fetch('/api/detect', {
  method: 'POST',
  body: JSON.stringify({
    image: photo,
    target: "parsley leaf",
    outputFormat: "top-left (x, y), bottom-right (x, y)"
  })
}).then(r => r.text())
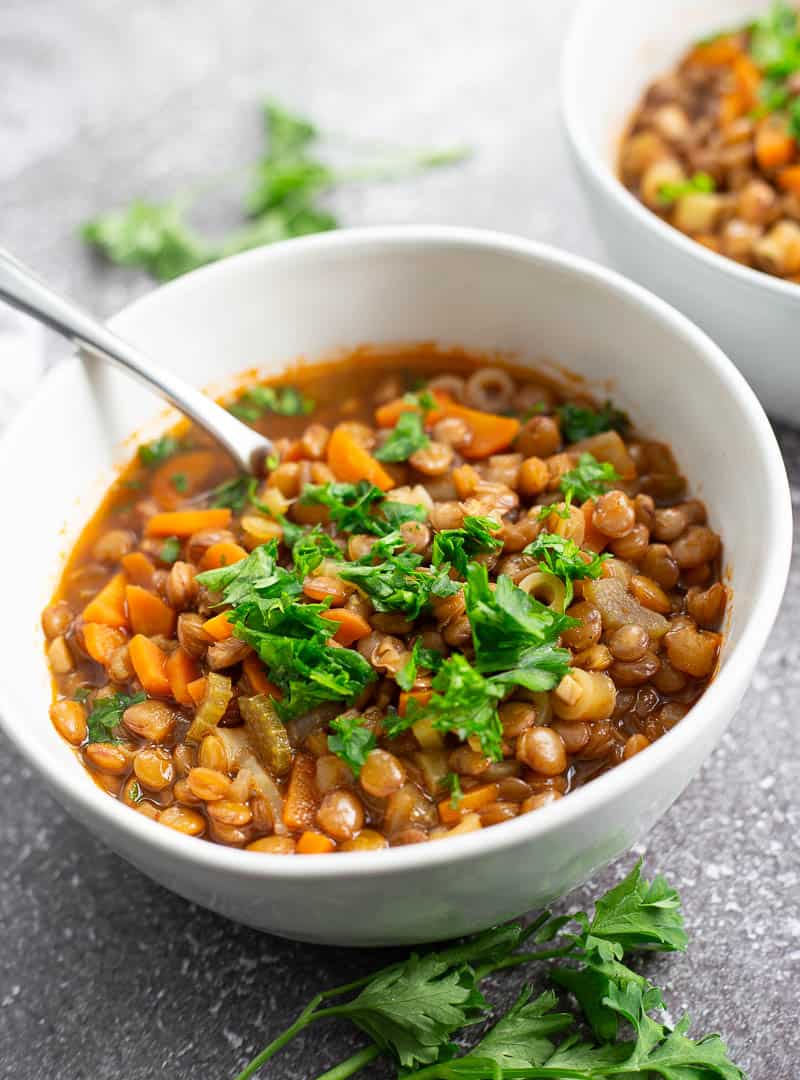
top-left (750, 1), bottom-right (800, 76)
top-left (557, 400), bottom-right (628, 444)
top-left (160, 536), bottom-right (182, 564)
top-left (210, 475), bottom-right (256, 513)
top-left (382, 500), bottom-right (428, 527)
top-left (170, 472), bottom-right (188, 493)
top-left (299, 480), bottom-right (425, 536)
top-left (327, 713), bottom-right (376, 777)
top-left (375, 410), bottom-right (430, 462)
top-left (291, 527), bottom-right (342, 578)
top-left (444, 771), bottom-right (463, 809)
top-left (137, 435), bottom-right (179, 467)
top-left (560, 452), bottom-right (620, 505)
top-left (524, 531), bottom-right (608, 608)
top-left (82, 201), bottom-right (212, 282)
top-left (657, 170), bottom-right (716, 206)
top-left (472, 987), bottom-right (574, 1069)
top-left (585, 859), bottom-right (688, 954)
top-left (396, 638), bottom-right (444, 692)
top-left (229, 384), bottom-right (315, 422)
top-left (86, 691), bottom-right (145, 743)
top-left (339, 546), bottom-right (457, 618)
top-left (431, 515), bottom-right (503, 578)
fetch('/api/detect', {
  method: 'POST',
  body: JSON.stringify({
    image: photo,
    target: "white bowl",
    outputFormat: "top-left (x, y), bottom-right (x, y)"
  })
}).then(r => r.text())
top-left (561, 0), bottom-right (800, 425)
top-left (0, 227), bottom-right (790, 945)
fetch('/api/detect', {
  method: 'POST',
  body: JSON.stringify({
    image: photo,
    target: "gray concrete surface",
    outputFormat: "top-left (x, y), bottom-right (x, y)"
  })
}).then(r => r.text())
top-left (1, 2), bottom-right (798, 1078)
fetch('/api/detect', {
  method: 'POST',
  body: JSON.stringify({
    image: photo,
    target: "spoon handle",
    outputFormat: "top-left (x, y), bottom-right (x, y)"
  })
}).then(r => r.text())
top-left (0, 249), bottom-right (272, 473)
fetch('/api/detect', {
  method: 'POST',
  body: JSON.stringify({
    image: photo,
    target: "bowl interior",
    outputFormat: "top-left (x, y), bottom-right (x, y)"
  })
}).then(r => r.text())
top-left (0, 229), bottom-right (788, 871)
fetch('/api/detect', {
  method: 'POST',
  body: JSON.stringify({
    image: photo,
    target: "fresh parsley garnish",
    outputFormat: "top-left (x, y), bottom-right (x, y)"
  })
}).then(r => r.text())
top-left (444, 771), bottom-right (463, 809)
top-left (86, 691), bottom-right (146, 743)
top-left (137, 435), bottom-right (179, 467)
top-left (557, 401), bottom-right (629, 444)
top-left (299, 480), bottom-right (426, 536)
top-left (750, 1), bottom-right (800, 76)
top-left (375, 410), bottom-right (430, 462)
top-left (327, 713), bottom-right (376, 777)
top-left (431, 515), bottom-right (503, 578)
top-left (291, 527), bottom-right (341, 578)
top-left (170, 472), bottom-right (188, 493)
top-left (396, 639), bottom-right (444, 692)
top-left (524, 531), bottom-right (608, 608)
top-left (229, 384), bottom-right (315, 422)
top-left (339, 541), bottom-right (458, 619)
top-left (560, 452), bottom-right (620, 505)
top-left (210, 476), bottom-right (256, 513)
top-left (72, 687), bottom-right (92, 703)
top-left (160, 536), bottom-right (182, 564)
top-left (658, 171), bottom-right (716, 206)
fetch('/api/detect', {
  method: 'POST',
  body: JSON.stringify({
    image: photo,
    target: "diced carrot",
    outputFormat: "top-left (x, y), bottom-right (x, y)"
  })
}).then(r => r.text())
top-left (296, 831), bottom-right (336, 854)
top-left (144, 508), bottom-right (232, 537)
top-left (374, 390), bottom-right (450, 428)
top-left (733, 55), bottom-right (761, 110)
top-left (398, 690), bottom-right (433, 717)
top-left (203, 611), bottom-right (234, 640)
top-left (150, 450), bottom-right (218, 510)
top-left (187, 677), bottom-right (208, 705)
top-left (128, 634), bottom-right (171, 697)
top-left (581, 500), bottom-right (610, 555)
top-left (777, 164), bottom-right (800, 195)
top-left (82, 623), bottom-right (127, 666)
top-left (125, 585), bottom-right (176, 637)
top-left (755, 118), bottom-right (796, 171)
top-left (282, 753), bottom-right (319, 832)
top-left (242, 653), bottom-right (283, 698)
top-left (438, 782), bottom-right (500, 825)
top-left (320, 608), bottom-right (373, 645)
top-left (120, 551), bottom-right (155, 587)
top-left (687, 35), bottom-right (741, 67)
top-left (198, 541), bottom-right (249, 571)
top-left (82, 572), bottom-right (128, 628)
top-left (438, 402), bottom-right (520, 459)
top-left (326, 424), bottom-right (396, 491)
top-left (719, 90), bottom-right (746, 129)
top-left (165, 647), bottom-right (201, 706)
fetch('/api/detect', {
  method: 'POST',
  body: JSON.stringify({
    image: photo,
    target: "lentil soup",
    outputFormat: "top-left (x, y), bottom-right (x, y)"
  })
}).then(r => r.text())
top-left (43, 349), bottom-right (726, 854)
top-left (620, 4), bottom-right (800, 282)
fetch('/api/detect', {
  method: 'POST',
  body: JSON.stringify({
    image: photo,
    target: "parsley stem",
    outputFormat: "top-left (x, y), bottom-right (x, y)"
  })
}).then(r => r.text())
top-left (313, 1044), bottom-right (383, 1080)
top-left (476, 943), bottom-right (579, 980)
top-left (232, 996), bottom-right (322, 1080)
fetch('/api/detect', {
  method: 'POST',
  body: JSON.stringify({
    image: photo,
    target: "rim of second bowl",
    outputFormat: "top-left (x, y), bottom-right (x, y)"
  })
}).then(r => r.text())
top-left (560, 0), bottom-right (800, 306)
top-left (0, 225), bottom-right (791, 881)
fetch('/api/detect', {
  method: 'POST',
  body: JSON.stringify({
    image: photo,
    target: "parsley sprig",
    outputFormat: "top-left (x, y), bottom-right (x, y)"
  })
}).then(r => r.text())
top-left (233, 861), bottom-right (743, 1080)
top-left (338, 536), bottom-right (458, 618)
top-left (327, 713), bottom-right (376, 777)
top-left (657, 171), bottom-right (716, 207)
top-left (560, 453), bottom-right (620, 506)
top-left (86, 691), bottom-right (145, 743)
top-left (299, 480), bottom-right (426, 536)
top-left (557, 401), bottom-right (628, 444)
top-left (229, 384), bottom-right (315, 423)
top-left (375, 410), bottom-right (431, 462)
top-left (524, 532), bottom-right (608, 608)
top-left (431, 515), bottom-right (504, 578)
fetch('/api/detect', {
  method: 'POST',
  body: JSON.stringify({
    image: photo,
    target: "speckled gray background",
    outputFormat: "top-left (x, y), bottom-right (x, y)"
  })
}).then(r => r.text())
top-left (1, 2), bottom-right (798, 1078)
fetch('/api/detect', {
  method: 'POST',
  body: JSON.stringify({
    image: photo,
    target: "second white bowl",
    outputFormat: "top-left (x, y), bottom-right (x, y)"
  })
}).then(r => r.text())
top-left (561, 0), bottom-right (800, 424)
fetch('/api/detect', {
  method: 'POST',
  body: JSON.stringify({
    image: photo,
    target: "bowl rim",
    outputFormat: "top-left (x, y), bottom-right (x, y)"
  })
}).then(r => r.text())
top-left (560, 0), bottom-right (800, 305)
top-left (0, 224), bottom-right (791, 881)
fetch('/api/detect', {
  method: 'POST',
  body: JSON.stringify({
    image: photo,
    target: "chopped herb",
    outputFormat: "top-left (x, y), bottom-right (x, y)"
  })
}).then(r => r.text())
top-left (265, 452), bottom-right (280, 471)
top-left (123, 478), bottom-right (143, 491)
top-left (521, 401), bottom-right (548, 421)
top-left (560, 452), bottom-right (620, 506)
top-left (375, 410), bottom-right (430, 462)
top-left (299, 480), bottom-right (396, 536)
top-left (657, 171), bottom-right (716, 206)
top-left (170, 472), bottom-right (188, 493)
top-left (431, 515), bottom-right (503, 578)
top-left (86, 691), bottom-right (145, 743)
top-left (381, 500), bottom-right (427, 527)
top-left (557, 400), bottom-right (629, 444)
top-left (339, 545), bottom-right (457, 619)
top-left (229, 384), bottom-right (315, 422)
top-left (327, 713), bottom-right (376, 777)
top-left (396, 639), bottom-right (444, 692)
top-left (127, 780), bottom-right (143, 804)
top-left (444, 771), bottom-right (463, 809)
top-left (403, 388), bottom-right (438, 413)
top-left (72, 687), bottom-right (92, 703)
top-left (524, 531), bottom-right (609, 608)
top-left (291, 527), bottom-right (341, 578)
top-left (790, 94), bottom-right (800, 141)
top-left (210, 475), bottom-right (255, 513)
top-left (160, 536), bottom-right (182, 564)
top-left (137, 435), bottom-right (179, 467)
top-left (750, 1), bottom-right (800, 76)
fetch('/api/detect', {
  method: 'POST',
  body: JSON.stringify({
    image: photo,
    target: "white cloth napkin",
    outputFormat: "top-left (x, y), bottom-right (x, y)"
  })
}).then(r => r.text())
top-left (0, 307), bottom-right (46, 429)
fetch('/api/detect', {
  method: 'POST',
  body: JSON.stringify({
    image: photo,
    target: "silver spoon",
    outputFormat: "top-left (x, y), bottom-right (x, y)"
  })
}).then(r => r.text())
top-left (0, 248), bottom-right (273, 473)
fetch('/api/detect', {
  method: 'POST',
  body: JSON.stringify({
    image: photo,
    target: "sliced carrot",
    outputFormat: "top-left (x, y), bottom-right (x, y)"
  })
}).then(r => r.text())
top-left (733, 54), bottom-right (760, 110)
top-left (438, 401), bottom-right (520, 459)
top-left (128, 634), bottom-right (171, 697)
top-left (82, 572), bottom-right (128, 628)
top-left (755, 118), bottom-right (796, 171)
top-left (242, 653), bottom-right (283, 698)
top-left (687, 35), bottom-right (741, 67)
top-left (777, 164), bottom-right (800, 195)
top-left (320, 608), bottom-right (372, 645)
top-left (144, 508), bottom-right (232, 537)
top-left (125, 585), bottom-right (176, 637)
top-left (203, 611), bottom-right (234, 641)
top-left (150, 450), bottom-right (218, 510)
top-left (581, 500), bottom-right (610, 555)
top-left (121, 551), bottom-right (155, 587)
top-left (438, 782), bottom-right (500, 825)
top-left (83, 623), bottom-right (127, 666)
top-left (165, 647), bottom-right (201, 706)
top-left (398, 689), bottom-right (433, 717)
top-left (374, 390), bottom-right (450, 428)
top-left (198, 541), bottom-right (249, 571)
top-left (296, 831), bottom-right (336, 854)
top-left (282, 753), bottom-right (319, 832)
top-left (326, 424), bottom-right (396, 491)
top-left (187, 676), bottom-right (208, 705)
